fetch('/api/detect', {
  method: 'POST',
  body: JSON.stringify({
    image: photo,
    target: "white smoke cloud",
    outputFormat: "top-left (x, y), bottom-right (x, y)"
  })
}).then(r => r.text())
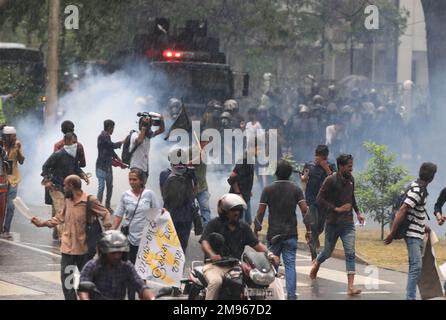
top-left (16, 63), bottom-right (242, 221)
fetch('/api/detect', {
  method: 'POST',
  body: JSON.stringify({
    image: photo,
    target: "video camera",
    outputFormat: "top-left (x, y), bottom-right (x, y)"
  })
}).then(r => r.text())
top-left (137, 112), bottom-right (162, 127)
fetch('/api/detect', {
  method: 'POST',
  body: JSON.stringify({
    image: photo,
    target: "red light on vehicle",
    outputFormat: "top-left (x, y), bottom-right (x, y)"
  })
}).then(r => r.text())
top-left (163, 50), bottom-right (183, 59)
top-left (164, 50), bottom-right (173, 58)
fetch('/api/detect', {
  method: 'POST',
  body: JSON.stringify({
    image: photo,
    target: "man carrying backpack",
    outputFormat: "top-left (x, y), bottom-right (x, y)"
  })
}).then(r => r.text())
top-left (31, 175), bottom-right (111, 300)
top-left (160, 147), bottom-right (196, 253)
top-left (301, 145), bottom-right (336, 261)
top-left (125, 114), bottom-right (165, 184)
top-left (384, 162), bottom-right (438, 300)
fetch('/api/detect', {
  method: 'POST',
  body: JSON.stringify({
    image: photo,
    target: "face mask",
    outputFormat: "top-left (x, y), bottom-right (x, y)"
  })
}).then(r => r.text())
top-left (172, 165), bottom-right (187, 175)
top-left (64, 144), bottom-right (77, 158)
top-left (64, 190), bottom-right (74, 199)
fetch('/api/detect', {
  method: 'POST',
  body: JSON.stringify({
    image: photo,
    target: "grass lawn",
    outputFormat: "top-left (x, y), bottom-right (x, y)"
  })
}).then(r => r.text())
top-left (258, 223), bottom-right (446, 272)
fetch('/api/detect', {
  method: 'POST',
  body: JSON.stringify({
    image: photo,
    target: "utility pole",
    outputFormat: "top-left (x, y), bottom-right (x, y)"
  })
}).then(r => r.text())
top-left (45, 0), bottom-right (60, 125)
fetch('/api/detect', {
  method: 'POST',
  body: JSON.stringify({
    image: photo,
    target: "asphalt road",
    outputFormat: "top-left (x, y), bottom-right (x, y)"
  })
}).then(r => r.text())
top-left (0, 205), bottom-right (416, 300)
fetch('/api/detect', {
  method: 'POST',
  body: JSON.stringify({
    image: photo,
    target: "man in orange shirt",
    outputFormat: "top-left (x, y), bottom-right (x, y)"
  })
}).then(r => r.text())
top-left (32, 175), bottom-right (111, 300)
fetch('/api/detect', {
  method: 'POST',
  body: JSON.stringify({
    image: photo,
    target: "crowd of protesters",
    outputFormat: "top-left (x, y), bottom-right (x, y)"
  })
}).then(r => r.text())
top-left (0, 87), bottom-right (444, 301)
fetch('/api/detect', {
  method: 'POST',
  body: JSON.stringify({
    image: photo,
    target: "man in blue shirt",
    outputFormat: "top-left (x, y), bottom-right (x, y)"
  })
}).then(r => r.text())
top-left (301, 145), bottom-right (336, 260)
top-left (96, 120), bottom-right (124, 212)
top-left (79, 230), bottom-right (155, 300)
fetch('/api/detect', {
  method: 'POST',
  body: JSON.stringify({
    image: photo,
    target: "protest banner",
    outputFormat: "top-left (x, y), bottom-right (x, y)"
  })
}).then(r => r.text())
top-left (135, 209), bottom-right (185, 287)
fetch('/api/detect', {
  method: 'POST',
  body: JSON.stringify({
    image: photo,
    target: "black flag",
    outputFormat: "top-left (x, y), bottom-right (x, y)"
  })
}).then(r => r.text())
top-left (165, 103), bottom-right (192, 141)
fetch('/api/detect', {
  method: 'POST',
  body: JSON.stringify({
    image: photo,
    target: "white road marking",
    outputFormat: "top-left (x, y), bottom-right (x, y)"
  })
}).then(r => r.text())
top-left (19, 241), bottom-right (59, 250)
top-left (0, 239), bottom-right (61, 259)
top-left (0, 281), bottom-right (44, 296)
top-left (278, 277), bottom-right (310, 287)
top-left (337, 291), bottom-right (392, 295)
top-left (296, 266), bottom-right (394, 285)
top-left (24, 271), bottom-right (61, 285)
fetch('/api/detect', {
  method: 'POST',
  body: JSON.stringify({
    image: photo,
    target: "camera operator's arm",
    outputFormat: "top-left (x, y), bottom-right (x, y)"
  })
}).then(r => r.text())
top-left (153, 115), bottom-right (165, 137)
top-left (136, 125), bottom-right (147, 146)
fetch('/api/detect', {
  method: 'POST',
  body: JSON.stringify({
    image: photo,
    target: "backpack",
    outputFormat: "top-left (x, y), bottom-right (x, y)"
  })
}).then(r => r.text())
top-left (85, 196), bottom-right (103, 258)
top-left (121, 130), bottom-right (137, 165)
top-left (162, 171), bottom-right (195, 210)
top-left (392, 183), bottom-right (429, 240)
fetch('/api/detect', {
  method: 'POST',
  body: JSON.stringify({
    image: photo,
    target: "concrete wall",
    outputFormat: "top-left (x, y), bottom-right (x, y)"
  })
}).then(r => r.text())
top-left (398, 0), bottom-right (428, 86)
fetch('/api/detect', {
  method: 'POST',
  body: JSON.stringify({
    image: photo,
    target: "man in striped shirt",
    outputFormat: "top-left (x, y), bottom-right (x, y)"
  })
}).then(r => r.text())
top-left (385, 162), bottom-right (437, 300)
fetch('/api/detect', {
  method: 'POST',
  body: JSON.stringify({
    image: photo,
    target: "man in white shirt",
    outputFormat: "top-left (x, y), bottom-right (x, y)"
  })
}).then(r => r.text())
top-left (129, 114), bottom-right (165, 183)
top-left (245, 108), bottom-right (263, 148)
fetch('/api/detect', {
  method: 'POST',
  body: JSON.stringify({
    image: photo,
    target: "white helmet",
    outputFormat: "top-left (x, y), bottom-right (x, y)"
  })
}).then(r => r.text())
top-left (403, 80), bottom-right (413, 90)
top-left (218, 193), bottom-right (247, 217)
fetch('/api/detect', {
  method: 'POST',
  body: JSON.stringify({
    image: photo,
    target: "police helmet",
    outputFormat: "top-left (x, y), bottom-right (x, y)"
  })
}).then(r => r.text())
top-left (299, 104), bottom-right (310, 113)
top-left (224, 99), bottom-right (239, 112)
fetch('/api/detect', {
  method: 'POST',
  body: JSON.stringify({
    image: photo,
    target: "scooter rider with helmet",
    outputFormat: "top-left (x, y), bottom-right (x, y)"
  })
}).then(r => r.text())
top-left (78, 230), bottom-right (155, 300)
top-left (199, 193), bottom-right (279, 300)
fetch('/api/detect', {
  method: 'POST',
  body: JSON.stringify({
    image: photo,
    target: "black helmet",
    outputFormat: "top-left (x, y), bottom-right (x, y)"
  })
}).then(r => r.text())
top-left (97, 230), bottom-right (130, 255)
top-left (220, 112), bottom-right (232, 120)
top-left (207, 100), bottom-right (223, 111)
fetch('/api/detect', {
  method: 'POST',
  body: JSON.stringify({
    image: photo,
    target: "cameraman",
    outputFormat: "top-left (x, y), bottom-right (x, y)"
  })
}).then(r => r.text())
top-left (129, 113), bottom-right (165, 183)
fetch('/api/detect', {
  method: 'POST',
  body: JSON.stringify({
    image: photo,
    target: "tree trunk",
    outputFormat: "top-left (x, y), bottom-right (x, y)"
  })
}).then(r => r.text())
top-left (45, 0), bottom-right (61, 126)
top-left (421, 0), bottom-right (446, 120)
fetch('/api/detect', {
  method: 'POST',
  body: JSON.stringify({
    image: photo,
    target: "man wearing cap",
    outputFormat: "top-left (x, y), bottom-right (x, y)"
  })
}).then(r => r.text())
top-left (0, 126), bottom-right (25, 239)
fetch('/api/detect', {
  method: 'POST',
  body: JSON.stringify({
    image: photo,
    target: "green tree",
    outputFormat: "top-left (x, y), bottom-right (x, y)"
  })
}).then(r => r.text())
top-left (355, 142), bottom-right (413, 240)
top-left (0, 65), bottom-right (41, 118)
top-left (0, 0), bottom-right (408, 110)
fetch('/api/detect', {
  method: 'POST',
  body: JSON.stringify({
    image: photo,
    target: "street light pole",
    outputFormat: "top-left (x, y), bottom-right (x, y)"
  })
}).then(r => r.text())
top-left (45, 0), bottom-right (60, 126)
